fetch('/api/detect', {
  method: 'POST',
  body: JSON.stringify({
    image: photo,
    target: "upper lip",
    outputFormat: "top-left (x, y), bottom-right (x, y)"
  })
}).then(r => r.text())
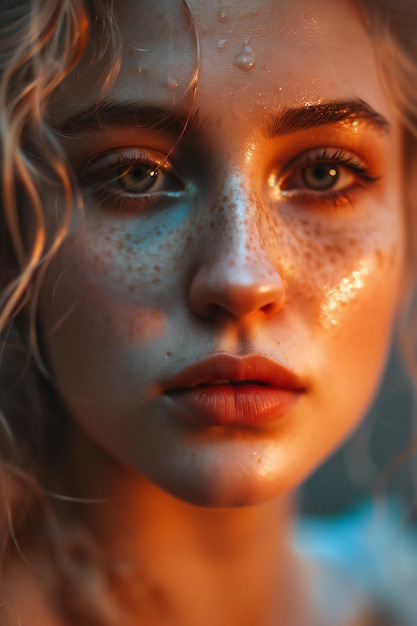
top-left (164, 355), bottom-right (305, 392)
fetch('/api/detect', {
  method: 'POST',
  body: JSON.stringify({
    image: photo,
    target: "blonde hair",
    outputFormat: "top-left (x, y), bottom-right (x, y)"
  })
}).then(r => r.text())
top-left (0, 2), bottom-right (122, 621)
top-left (357, 1), bottom-right (417, 498)
top-left (0, 0), bottom-right (416, 622)
top-left (0, 0), bottom-right (87, 536)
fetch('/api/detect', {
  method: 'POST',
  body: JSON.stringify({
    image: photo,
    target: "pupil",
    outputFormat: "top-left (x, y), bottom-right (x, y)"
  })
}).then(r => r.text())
top-left (119, 165), bottom-right (157, 192)
top-left (303, 163), bottom-right (338, 190)
top-left (132, 165), bottom-right (148, 179)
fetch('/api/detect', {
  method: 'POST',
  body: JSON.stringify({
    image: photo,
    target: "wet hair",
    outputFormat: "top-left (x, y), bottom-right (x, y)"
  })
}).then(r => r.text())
top-left (0, 0), bottom-right (416, 622)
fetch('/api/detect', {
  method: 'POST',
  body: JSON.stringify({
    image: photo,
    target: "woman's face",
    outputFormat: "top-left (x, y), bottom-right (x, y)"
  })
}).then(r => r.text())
top-left (40, 0), bottom-right (405, 506)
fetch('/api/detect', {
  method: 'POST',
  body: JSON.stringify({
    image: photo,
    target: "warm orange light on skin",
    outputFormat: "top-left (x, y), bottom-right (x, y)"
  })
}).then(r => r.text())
top-left (321, 259), bottom-right (371, 327)
top-left (39, 0), bottom-right (404, 515)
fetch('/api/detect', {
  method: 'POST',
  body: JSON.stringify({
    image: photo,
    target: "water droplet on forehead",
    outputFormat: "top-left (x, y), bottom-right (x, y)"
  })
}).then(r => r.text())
top-left (234, 42), bottom-right (256, 72)
top-left (167, 77), bottom-right (179, 90)
top-left (217, 0), bottom-right (229, 22)
top-left (217, 8), bottom-right (229, 23)
top-left (217, 38), bottom-right (227, 51)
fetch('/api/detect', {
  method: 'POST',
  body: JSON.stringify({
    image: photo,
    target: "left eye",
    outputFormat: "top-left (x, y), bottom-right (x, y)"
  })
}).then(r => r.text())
top-left (113, 163), bottom-right (162, 194)
top-left (82, 147), bottom-right (184, 200)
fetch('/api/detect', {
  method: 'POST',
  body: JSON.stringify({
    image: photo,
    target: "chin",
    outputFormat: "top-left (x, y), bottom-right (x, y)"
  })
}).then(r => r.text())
top-left (146, 460), bottom-right (298, 509)
top-left (161, 481), bottom-right (284, 509)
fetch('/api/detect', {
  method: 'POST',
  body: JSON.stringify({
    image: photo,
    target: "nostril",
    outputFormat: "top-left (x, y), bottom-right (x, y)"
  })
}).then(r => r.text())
top-left (207, 303), bottom-right (225, 317)
top-left (261, 302), bottom-right (276, 315)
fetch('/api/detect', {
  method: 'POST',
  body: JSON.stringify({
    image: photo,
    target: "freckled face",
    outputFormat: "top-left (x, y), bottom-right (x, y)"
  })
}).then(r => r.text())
top-left (39, 0), bottom-right (404, 506)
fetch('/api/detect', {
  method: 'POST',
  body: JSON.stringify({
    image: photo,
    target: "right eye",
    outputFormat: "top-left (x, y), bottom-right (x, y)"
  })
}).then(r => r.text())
top-left (81, 147), bottom-right (185, 211)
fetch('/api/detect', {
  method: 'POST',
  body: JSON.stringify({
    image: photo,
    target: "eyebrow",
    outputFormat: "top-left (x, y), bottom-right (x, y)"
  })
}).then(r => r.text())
top-left (59, 98), bottom-right (390, 139)
top-left (266, 99), bottom-right (390, 137)
top-left (60, 102), bottom-right (204, 137)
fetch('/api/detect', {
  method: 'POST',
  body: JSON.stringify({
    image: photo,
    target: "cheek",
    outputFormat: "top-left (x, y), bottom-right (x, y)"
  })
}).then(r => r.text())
top-left (43, 217), bottom-right (190, 335)
top-left (265, 198), bottom-right (404, 422)
top-left (276, 204), bottom-right (403, 328)
top-left (38, 231), bottom-right (175, 400)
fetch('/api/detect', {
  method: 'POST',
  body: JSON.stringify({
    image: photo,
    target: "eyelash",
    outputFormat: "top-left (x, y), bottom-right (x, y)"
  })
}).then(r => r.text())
top-left (80, 146), bottom-right (379, 213)
top-left (80, 147), bottom-right (185, 212)
top-left (271, 147), bottom-right (379, 209)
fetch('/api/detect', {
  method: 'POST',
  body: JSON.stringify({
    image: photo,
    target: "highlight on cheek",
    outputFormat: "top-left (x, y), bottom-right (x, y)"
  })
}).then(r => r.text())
top-left (320, 259), bottom-right (371, 327)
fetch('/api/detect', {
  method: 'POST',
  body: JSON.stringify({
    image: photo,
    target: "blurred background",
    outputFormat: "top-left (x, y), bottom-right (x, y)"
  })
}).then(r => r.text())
top-left (299, 343), bottom-right (416, 517)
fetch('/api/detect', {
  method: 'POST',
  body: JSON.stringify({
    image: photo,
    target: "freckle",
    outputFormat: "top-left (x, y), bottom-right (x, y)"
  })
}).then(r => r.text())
top-left (152, 278), bottom-right (161, 285)
top-left (166, 351), bottom-right (173, 357)
top-left (153, 265), bottom-right (161, 271)
top-left (374, 249), bottom-right (384, 267)
top-left (324, 243), bottom-right (342, 255)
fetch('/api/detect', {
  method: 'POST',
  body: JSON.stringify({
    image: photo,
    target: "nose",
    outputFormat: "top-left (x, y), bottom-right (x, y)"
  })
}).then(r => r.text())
top-left (188, 177), bottom-right (286, 320)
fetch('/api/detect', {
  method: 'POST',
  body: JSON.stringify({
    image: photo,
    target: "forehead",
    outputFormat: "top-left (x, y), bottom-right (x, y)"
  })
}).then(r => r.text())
top-left (54, 0), bottom-right (391, 126)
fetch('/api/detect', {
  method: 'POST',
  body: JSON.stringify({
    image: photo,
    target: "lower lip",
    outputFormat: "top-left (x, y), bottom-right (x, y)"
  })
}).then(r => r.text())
top-left (166, 385), bottom-right (301, 427)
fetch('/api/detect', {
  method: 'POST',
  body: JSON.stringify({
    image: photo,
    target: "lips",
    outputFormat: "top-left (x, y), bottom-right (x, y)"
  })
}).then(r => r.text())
top-left (164, 355), bottom-right (304, 427)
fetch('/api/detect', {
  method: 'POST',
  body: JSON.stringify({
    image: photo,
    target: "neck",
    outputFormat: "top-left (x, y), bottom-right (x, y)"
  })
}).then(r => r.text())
top-left (47, 429), bottom-right (307, 626)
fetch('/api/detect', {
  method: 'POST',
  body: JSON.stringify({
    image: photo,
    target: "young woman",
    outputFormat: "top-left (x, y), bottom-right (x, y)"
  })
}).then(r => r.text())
top-left (0, 0), bottom-right (416, 624)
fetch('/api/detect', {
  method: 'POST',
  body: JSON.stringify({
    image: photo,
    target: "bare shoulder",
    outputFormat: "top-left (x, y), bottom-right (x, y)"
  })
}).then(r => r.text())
top-left (1, 557), bottom-right (66, 626)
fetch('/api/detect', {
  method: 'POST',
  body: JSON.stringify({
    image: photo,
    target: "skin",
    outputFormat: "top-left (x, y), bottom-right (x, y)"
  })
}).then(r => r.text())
top-left (40, 0), bottom-right (404, 507)
top-left (12, 0), bottom-right (405, 624)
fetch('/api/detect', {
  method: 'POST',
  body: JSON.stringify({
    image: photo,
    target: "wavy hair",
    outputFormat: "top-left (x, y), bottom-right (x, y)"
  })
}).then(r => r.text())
top-left (0, 0), bottom-right (88, 541)
top-left (0, 1), bottom-right (122, 621)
